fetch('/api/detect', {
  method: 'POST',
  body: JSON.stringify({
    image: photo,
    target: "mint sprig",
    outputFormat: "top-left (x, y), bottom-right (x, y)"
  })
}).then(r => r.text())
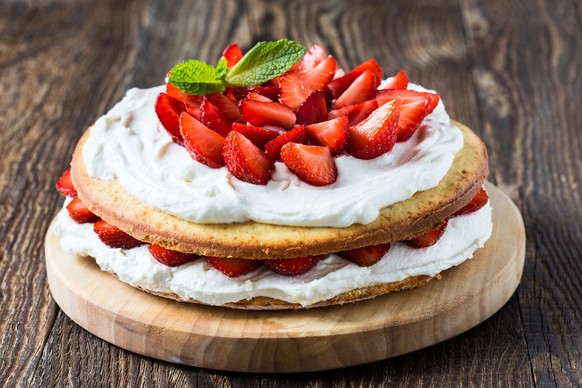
top-left (168, 39), bottom-right (305, 95)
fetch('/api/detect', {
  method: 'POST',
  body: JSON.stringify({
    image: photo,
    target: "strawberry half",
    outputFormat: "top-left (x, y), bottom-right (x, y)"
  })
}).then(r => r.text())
top-left (56, 168), bottom-right (77, 197)
top-left (264, 256), bottom-right (319, 276)
top-left (180, 112), bottom-right (226, 168)
top-left (279, 73), bottom-right (312, 110)
top-left (206, 92), bottom-right (243, 123)
top-left (405, 220), bottom-right (449, 248)
top-left (455, 187), bottom-right (489, 216)
top-left (148, 244), bottom-right (198, 267)
top-left (379, 70), bottom-right (409, 90)
top-left (296, 90), bottom-right (328, 125)
top-left (280, 143), bottom-right (337, 186)
top-left (327, 58), bottom-right (383, 98)
top-left (328, 99), bottom-right (379, 125)
top-left (240, 100), bottom-right (296, 129)
top-left (93, 220), bottom-right (144, 249)
top-left (264, 125), bottom-right (308, 159)
top-left (347, 100), bottom-right (399, 159)
top-left (300, 56), bottom-right (337, 91)
top-left (232, 123), bottom-right (279, 149)
top-left (332, 69), bottom-right (377, 109)
top-left (376, 89), bottom-right (440, 142)
top-left (199, 98), bottom-right (232, 137)
top-left (222, 43), bottom-right (244, 67)
top-left (298, 44), bottom-right (327, 75)
top-left (337, 243), bottom-right (390, 267)
top-left (306, 116), bottom-right (349, 155)
top-left (223, 131), bottom-right (274, 185)
top-left (155, 92), bottom-right (189, 145)
top-left (207, 257), bottom-right (262, 277)
top-left (66, 197), bottom-right (100, 224)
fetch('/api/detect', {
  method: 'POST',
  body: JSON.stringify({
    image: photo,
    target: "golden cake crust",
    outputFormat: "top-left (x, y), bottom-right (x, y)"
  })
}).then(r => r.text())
top-left (71, 121), bottom-right (488, 259)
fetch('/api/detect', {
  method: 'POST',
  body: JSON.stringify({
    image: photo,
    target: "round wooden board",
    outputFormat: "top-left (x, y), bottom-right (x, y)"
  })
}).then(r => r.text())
top-left (45, 183), bottom-right (525, 373)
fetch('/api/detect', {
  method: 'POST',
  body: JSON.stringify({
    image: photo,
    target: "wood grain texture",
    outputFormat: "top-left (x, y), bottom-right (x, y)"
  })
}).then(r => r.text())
top-left (0, 0), bottom-right (580, 386)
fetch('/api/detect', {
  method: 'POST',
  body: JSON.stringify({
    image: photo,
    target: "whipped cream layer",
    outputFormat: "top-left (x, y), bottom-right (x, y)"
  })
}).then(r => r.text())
top-left (54, 200), bottom-right (492, 307)
top-left (82, 82), bottom-right (463, 227)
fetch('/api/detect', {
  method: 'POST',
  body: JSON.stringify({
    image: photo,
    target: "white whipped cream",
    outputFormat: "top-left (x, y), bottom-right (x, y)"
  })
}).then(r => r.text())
top-left (54, 200), bottom-right (492, 307)
top-left (82, 82), bottom-right (463, 227)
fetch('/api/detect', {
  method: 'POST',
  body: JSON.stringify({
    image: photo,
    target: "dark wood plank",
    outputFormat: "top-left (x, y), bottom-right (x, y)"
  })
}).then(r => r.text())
top-left (461, 0), bottom-right (582, 386)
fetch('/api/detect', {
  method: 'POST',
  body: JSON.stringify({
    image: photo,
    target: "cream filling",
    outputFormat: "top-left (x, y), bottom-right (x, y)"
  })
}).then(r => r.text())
top-left (54, 199), bottom-right (492, 307)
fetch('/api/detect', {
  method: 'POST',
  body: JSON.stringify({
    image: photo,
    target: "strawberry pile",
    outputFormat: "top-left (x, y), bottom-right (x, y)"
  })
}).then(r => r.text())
top-left (155, 42), bottom-right (441, 187)
top-left (56, 167), bottom-right (489, 278)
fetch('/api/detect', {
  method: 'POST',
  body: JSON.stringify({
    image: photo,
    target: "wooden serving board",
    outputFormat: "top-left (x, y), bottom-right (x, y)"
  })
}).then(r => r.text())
top-left (45, 183), bottom-right (525, 373)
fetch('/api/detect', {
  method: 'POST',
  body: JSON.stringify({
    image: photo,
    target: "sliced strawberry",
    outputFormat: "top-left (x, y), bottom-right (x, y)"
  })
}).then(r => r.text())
top-left (264, 125), bottom-right (308, 159)
top-left (232, 123), bottom-right (279, 149)
top-left (305, 117), bottom-right (349, 155)
top-left (337, 243), bottom-right (390, 267)
top-left (240, 100), bottom-right (296, 129)
top-left (56, 168), bottom-right (77, 197)
top-left (455, 187), bottom-right (489, 216)
top-left (332, 68), bottom-right (345, 80)
top-left (207, 257), bottom-right (262, 277)
top-left (206, 92), bottom-right (243, 123)
top-left (180, 112), bottom-right (226, 168)
top-left (347, 100), bottom-right (399, 159)
top-left (155, 92), bottom-right (189, 145)
top-left (230, 85), bottom-right (280, 102)
top-left (296, 90), bottom-right (328, 125)
top-left (246, 92), bottom-right (273, 103)
top-left (264, 256), bottom-right (319, 276)
top-left (199, 98), bottom-right (232, 137)
top-left (280, 143), bottom-right (337, 186)
top-left (223, 131), bottom-right (274, 185)
top-left (405, 219), bottom-right (449, 248)
top-left (332, 69), bottom-right (377, 109)
top-left (166, 82), bottom-right (203, 108)
top-left (327, 58), bottom-right (383, 98)
top-left (376, 89), bottom-right (440, 142)
top-left (298, 44), bottom-right (327, 75)
top-left (148, 244), bottom-right (198, 267)
top-left (66, 197), bottom-right (100, 224)
top-left (93, 220), bottom-right (143, 249)
top-left (300, 56), bottom-right (337, 91)
top-left (327, 99), bottom-right (379, 125)
top-left (222, 43), bottom-right (244, 67)
top-left (379, 70), bottom-right (409, 90)
top-left (279, 73), bottom-right (312, 110)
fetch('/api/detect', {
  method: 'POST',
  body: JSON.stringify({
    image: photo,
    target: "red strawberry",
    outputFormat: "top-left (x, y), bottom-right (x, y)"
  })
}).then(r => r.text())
top-left (279, 73), bottom-right (312, 110)
top-left (405, 219), bottom-right (449, 248)
top-left (337, 243), bottom-right (390, 267)
top-left (376, 89), bottom-right (440, 142)
top-left (155, 92), bottom-right (189, 145)
top-left (455, 187), bottom-right (489, 216)
top-left (300, 56), bottom-right (337, 91)
top-left (264, 256), bottom-right (319, 276)
top-left (207, 257), bottom-right (262, 277)
top-left (56, 168), bottom-right (77, 197)
top-left (296, 90), bottom-right (328, 125)
top-left (327, 99), bottom-right (379, 125)
top-left (332, 69), bottom-right (377, 109)
top-left (206, 92), bottom-right (243, 123)
top-left (246, 92), bottom-right (273, 103)
top-left (166, 82), bottom-right (203, 108)
top-left (280, 143), bottom-right (337, 186)
top-left (148, 244), bottom-right (198, 267)
top-left (222, 43), bottom-right (244, 67)
top-left (180, 112), bottom-right (226, 168)
top-left (93, 220), bottom-right (143, 249)
top-left (240, 100), bottom-right (296, 129)
top-left (298, 44), bottom-right (327, 75)
top-left (379, 70), bottom-right (409, 90)
top-left (230, 85), bottom-right (280, 102)
top-left (264, 125), bottom-right (308, 159)
top-left (347, 100), bottom-right (399, 159)
top-left (232, 123), bottom-right (279, 149)
top-left (223, 131), bottom-right (274, 185)
top-left (66, 197), bottom-right (100, 224)
top-left (305, 117), bottom-right (349, 155)
top-left (199, 98), bottom-right (232, 137)
top-left (327, 58), bottom-right (383, 98)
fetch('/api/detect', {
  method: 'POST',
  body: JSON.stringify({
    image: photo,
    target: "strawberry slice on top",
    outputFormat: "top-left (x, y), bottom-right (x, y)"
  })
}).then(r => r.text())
top-left (300, 55), bottom-right (337, 91)
top-left (264, 125), bottom-right (308, 159)
top-left (223, 131), bottom-right (274, 185)
top-left (298, 44), bottom-right (327, 75)
top-left (327, 58), bottom-right (383, 98)
top-left (280, 143), bottom-right (338, 186)
top-left (296, 90), bottom-right (328, 125)
top-left (331, 69), bottom-right (377, 109)
top-left (155, 92), bottom-right (190, 145)
top-left (205, 92), bottom-right (243, 123)
top-left (199, 98), bottom-right (232, 137)
top-left (240, 100), bottom-right (297, 129)
top-left (222, 43), bottom-right (244, 67)
top-left (305, 116), bottom-right (349, 155)
top-left (180, 112), bottom-right (226, 168)
top-left (279, 73), bottom-right (312, 110)
top-left (379, 70), bottom-right (409, 90)
top-left (232, 123), bottom-right (279, 149)
top-left (327, 99), bottom-right (378, 126)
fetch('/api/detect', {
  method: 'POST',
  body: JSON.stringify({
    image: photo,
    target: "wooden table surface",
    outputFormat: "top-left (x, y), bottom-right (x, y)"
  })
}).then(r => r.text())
top-left (1, 0), bottom-right (580, 386)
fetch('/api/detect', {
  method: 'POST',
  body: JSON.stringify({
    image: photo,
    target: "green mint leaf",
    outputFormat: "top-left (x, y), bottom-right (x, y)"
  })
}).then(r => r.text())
top-left (215, 57), bottom-right (228, 80)
top-left (168, 60), bottom-right (224, 95)
top-left (225, 39), bottom-right (305, 87)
